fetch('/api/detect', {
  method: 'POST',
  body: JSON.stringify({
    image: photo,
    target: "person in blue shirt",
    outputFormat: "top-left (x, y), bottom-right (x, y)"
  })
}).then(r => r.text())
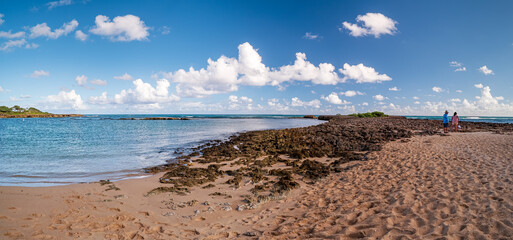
top-left (443, 110), bottom-right (449, 133)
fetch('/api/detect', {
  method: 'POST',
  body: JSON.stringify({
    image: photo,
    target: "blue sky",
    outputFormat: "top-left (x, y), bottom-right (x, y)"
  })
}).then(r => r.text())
top-left (1, 0), bottom-right (512, 115)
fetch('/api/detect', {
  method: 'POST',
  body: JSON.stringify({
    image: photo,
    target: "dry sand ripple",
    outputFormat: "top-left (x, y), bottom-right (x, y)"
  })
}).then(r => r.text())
top-left (251, 132), bottom-right (513, 239)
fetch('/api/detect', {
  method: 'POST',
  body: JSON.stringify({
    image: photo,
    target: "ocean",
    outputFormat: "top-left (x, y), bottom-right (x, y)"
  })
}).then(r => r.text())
top-left (1, 114), bottom-right (511, 187)
top-left (0, 115), bottom-right (320, 186)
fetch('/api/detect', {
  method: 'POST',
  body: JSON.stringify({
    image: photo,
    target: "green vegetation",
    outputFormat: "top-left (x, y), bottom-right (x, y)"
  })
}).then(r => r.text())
top-left (348, 111), bottom-right (388, 118)
top-left (0, 105), bottom-right (51, 117)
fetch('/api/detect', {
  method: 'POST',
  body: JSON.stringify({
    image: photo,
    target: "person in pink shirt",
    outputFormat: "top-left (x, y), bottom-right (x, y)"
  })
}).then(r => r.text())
top-left (451, 112), bottom-right (459, 132)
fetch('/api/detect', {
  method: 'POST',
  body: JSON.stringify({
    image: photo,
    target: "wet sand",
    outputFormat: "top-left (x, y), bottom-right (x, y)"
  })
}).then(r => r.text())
top-left (1, 131), bottom-right (512, 239)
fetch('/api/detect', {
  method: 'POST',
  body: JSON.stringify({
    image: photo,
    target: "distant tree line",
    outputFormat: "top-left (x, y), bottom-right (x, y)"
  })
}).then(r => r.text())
top-left (0, 105), bottom-right (49, 115)
top-left (348, 111), bottom-right (388, 118)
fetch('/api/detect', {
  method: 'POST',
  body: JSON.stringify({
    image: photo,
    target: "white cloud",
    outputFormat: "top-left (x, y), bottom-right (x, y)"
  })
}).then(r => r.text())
top-left (90, 79), bottom-right (107, 86)
top-left (0, 13), bottom-right (4, 25)
top-left (269, 52), bottom-right (341, 85)
top-left (228, 95), bottom-right (253, 104)
top-left (456, 90), bottom-right (463, 93)
top-left (474, 83), bottom-right (483, 89)
top-left (90, 15), bottom-right (149, 41)
top-left (30, 20), bottom-right (78, 39)
top-left (322, 92), bottom-right (350, 105)
top-left (373, 94), bottom-right (385, 101)
top-left (31, 70), bottom-right (50, 78)
top-left (75, 30), bottom-right (88, 41)
top-left (455, 67), bottom-right (466, 72)
top-left (170, 56), bottom-right (240, 98)
top-left (0, 39), bottom-right (37, 51)
top-left (414, 101), bottom-right (420, 104)
top-left (388, 86), bottom-right (399, 91)
top-left (75, 75), bottom-right (87, 86)
top-left (479, 65), bottom-right (494, 75)
top-left (114, 73), bottom-right (134, 81)
top-left (303, 32), bottom-right (319, 40)
top-left (47, 0), bottom-right (72, 9)
top-left (88, 92), bottom-right (109, 104)
top-left (342, 13), bottom-right (397, 38)
top-left (450, 98), bottom-right (461, 102)
top-left (45, 89), bottom-right (86, 110)
top-left (362, 102), bottom-right (368, 106)
top-left (228, 95), bottom-right (253, 110)
top-left (413, 96), bottom-right (419, 100)
top-left (0, 85), bottom-right (3, 92)
top-left (449, 61), bottom-right (462, 67)
top-left (0, 30), bottom-right (26, 38)
top-left (340, 90), bottom-right (364, 97)
top-left (238, 42), bottom-right (270, 86)
top-left (112, 79), bottom-right (179, 104)
top-left (290, 97), bottom-right (321, 108)
top-left (432, 86), bottom-right (444, 93)
top-left (339, 63), bottom-right (391, 83)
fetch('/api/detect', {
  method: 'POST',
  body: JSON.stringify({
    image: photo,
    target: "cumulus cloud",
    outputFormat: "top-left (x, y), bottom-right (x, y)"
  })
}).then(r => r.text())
top-left (303, 32), bottom-right (320, 40)
top-left (455, 67), bottom-right (466, 72)
top-left (158, 42), bottom-right (390, 98)
top-left (228, 95), bottom-right (253, 110)
top-left (238, 42), bottom-right (270, 86)
top-left (47, 0), bottom-right (72, 9)
top-left (45, 89), bottom-right (86, 110)
top-left (90, 79), bottom-right (107, 86)
top-left (75, 75), bottom-right (87, 86)
top-left (456, 90), bottom-right (463, 93)
top-left (474, 83), bottom-right (484, 89)
top-left (75, 30), bottom-right (87, 41)
top-left (113, 79), bottom-right (179, 105)
top-left (432, 86), bottom-right (444, 93)
top-left (342, 13), bottom-right (398, 38)
top-left (270, 52), bottom-right (341, 85)
top-left (0, 13), bottom-right (4, 25)
top-left (114, 73), bottom-right (134, 80)
top-left (290, 97), bottom-right (321, 108)
top-left (450, 98), bottom-right (461, 102)
top-left (479, 65), bottom-right (494, 75)
top-left (373, 94), bottom-right (385, 101)
top-left (90, 15), bottom-right (149, 41)
top-left (29, 20), bottom-right (78, 39)
top-left (0, 30), bottom-right (26, 38)
top-left (339, 63), bottom-right (391, 83)
top-left (413, 96), bottom-right (419, 100)
top-left (388, 86), bottom-right (399, 91)
top-left (229, 95), bottom-right (253, 104)
top-left (31, 70), bottom-right (50, 78)
top-left (340, 90), bottom-right (364, 97)
top-left (322, 92), bottom-right (350, 105)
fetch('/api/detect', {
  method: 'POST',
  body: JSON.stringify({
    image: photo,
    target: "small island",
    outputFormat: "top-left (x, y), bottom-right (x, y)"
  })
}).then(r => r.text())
top-left (0, 105), bottom-right (83, 118)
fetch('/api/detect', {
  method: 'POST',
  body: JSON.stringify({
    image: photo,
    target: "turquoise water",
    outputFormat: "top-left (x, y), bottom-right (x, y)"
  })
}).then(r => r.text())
top-left (0, 115), bottom-right (321, 186)
top-left (405, 116), bottom-right (513, 124)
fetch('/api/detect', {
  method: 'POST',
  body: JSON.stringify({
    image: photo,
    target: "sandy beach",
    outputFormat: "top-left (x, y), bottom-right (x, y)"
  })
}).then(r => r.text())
top-left (1, 127), bottom-right (512, 239)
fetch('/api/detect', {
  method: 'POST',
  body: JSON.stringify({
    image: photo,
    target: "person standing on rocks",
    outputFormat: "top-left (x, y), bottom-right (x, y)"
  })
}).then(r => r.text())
top-left (443, 110), bottom-right (449, 133)
top-left (451, 112), bottom-right (459, 132)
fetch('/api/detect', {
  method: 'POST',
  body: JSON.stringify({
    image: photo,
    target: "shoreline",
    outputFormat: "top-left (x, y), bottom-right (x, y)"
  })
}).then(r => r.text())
top-left (1, 117), bottom-right (513, 239)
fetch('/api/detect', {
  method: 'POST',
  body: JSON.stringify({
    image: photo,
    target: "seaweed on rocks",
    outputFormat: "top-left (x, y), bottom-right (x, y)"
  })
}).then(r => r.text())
top-left (297, 160), bottom-right (330, 181)
top-left (145, 186), bottom-right (190, 196)
top-left (159, 164), bottom-right (223, 187)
